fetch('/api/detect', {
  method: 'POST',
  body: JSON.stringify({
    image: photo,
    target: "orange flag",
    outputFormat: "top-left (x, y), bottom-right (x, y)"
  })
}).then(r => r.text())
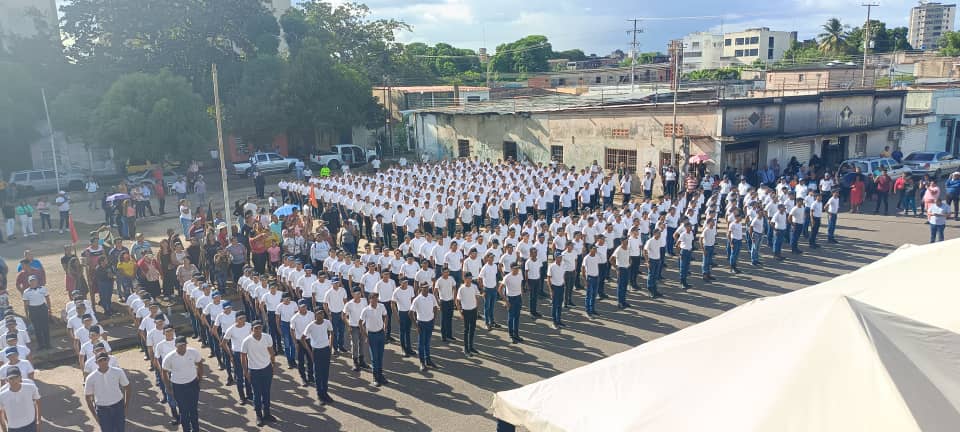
top-left (309, 186), bottom-right (318, 209)
top-left (69, 215), bottom-right (79, 244)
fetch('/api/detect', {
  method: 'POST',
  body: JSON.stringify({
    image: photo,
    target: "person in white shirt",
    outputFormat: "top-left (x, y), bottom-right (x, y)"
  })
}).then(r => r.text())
top-left (787, 198), bottom-right (806, 255)
top-left (275, 293), bottom-right (298, 368)
top-left (643, 230), bottom-right (664, 298)
top-left (86, 352), bottom-right (131, 431)
top-left (609, 240), bottom-right (631, 309)
top-left (343, 290), bottom-right (369, 372)
top-left (0, 367), bottom-right (40, 432)
top-left (826, 191), bottom-right (841, 244)
top-left (700, 218), bottom-right (718, 282)
top-left (359, 293), bottom-right (388, 386)
top-left (524, 248), bottom-right (545, 318)
top-left (161, 337), bottom-right (201, 431)
top-left (391, 280), bottom-right (416, 357)
top-left (431, 267), bottom-right (458, 343)
top-left (290, 300), bottom-right (314, 386)
top-left (322, 281), bottom-right (349, 354)
top-left (673, 223), bottom-right (696, 290)
top-left (241, 321), bottom-right (277, 425)
top-left (580, 247), bottom-right (604, 315)
top-left (727, 213), bottom-right (745, 273)
top-left (455, 273), bottom-right (481, 355)
top-left (410, 285), bottom-right (440, 371)
top-left (546, 254), bottom-right (567, 329)
top-left (808, 193), bottom-right (824, 249)
top-left (222, 313), bottom-right (253, 402)
top-left (499, 264), bottom-right (525, 342)
top-left (928, 197), bottom-right (949, 243)
top-left (772, 203), bottom-right (789, 260)
top-left (300, 309), bottom-right (335, 405)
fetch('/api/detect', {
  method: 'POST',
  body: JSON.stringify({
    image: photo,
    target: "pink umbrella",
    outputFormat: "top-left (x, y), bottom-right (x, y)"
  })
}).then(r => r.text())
top-left (689, 154), bottom-right (714, 164)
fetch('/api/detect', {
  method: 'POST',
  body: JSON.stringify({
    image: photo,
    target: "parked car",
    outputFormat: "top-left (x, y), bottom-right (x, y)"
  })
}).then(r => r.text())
top-left (232, 152), bottom-right (299, 177)
top-left (310, 144), bottom-right (377, 170)
top-left (8, 169), bottom-right (85, 195)
top-left (125, 169), bottom-right (179, 191)
top-left (900, 151), bottom-right (960, 179)
top-left (835, 157), bottom-right (912, 188)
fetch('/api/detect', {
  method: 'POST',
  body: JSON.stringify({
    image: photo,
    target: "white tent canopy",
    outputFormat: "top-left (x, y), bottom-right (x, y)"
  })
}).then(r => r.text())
top-left (492, 239), bottom-right (960, 432)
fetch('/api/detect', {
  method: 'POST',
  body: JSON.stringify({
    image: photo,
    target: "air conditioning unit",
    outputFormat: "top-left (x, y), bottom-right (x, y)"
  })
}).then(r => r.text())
top-left (888, 129), bottom-right (903, 141)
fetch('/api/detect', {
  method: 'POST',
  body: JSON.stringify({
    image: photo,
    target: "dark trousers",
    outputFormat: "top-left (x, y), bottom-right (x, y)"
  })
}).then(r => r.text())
top-left (417, 320), bottom-right (434, 363)
top-left (507, 295), bottom-right (521, 337)
top-left (330, 312), bottom-right (347, 351)
top-left (440, 300), bottom-right (454, 339)
top-left (629, 256), bottom-right (642, 288)
top-left (96, 401), bottom-right (126, 432)
top-left (27, 304), bottom-right (50, 348)
top-left (59, 210), bottom-right (70, 230)
top-left (367, 330), bottom-right (385, 381)
top-left (296, 340), bottom-right (313, 383)
top-left (232, 351), bottom-right (252, 399)
top-left (311, 347), bottom-right (331, 399)
top-left (527, 278), bottom-right (541, 314)
top-left (809, 217), bottom-right (821, 246)
top-left (172, 379), bottom-right (200, 432)
top-left (875, 191), bottom-right (889, 214)
top-left (9, 424), bottom-right (38, 432)
top-left (462, 309), bottom-right (477, 351)
top-left (250, 365), bottom-right (273, 418)
top-left (550, 284), bottom-right (564, 325)
top-left (616, 267), bottom-right (629, 306)
top-left (398, 311), bottom-right (413, 353)
top-left (280, 321), bottom-right (295, 367)
top-left (266, 312), bottom-right (281, 352)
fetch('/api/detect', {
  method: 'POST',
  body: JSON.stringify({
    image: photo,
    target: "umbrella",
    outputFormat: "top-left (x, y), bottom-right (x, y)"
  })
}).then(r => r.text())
top-left (106, 193), bottom-right (130, 202)
top-left (688, 154), bottom-right (715, 164)
top-left (273, 204), bottom-right (300, 217)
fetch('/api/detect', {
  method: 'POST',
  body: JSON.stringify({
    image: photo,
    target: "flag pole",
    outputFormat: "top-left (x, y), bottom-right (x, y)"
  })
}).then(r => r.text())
top-left (41, 88), bottom-right (62, 192)
top-left (212, 64), bottom-right (231, 228)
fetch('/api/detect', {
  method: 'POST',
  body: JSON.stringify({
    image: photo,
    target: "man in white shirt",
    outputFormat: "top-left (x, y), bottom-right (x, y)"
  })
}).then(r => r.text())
top-left (673, 223), bottom-right (696, 290)
top-left (222, 313), bottom-right (253, 402)
top-left (303, 310), bottom-right (334, 405)
top-left (433, 268), bottom-right (457, 342)
top-left (808, 194), bottom-right (824, 249)
top-left (610, 240), bottom-right (631, 309)
top-left (524, 248), bottom-right (545, 318)
top-left (161, 337), bottom-right (202, 431)
top-left (788, 198), bottom-right (806, 255)
top-left (547, 254), bottom-right (566, 329)
top-left (241, 321), bottom-right (277, 425)
top-left (581, 247), bottom-right (604, 315)
top-left (700, 218), bottom-right (718, 282)
top-left (455, 273), bottom-right (481, 356)
top-left (359, 293), bottom-right (388, 386)
top-left (826, 191), bottom-right (840, 244)
top-left (643, 230), bottom-right (664, 298)
top-left (322, 281), bottom-right (349, 354)
top-left (343, 290), bottom-right (369, 372)
top-left (391, 280), bottom-right (416, 357)
top-left (410, 285), bottom-right (440, 371)
top-left (86, 352), bottom-right (131, 431)
top-left (290, 300), bottom-right (314, 386)
top-left (0, 367), bottom-right (40, 432)
top-left (772, 203), bottom-right (789, 260)
top-left (500, 264), bottom-right (525, 342)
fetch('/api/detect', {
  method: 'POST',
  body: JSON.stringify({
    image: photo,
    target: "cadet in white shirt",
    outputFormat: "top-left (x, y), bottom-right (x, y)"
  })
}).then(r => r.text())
top-left (343, 290), bottom-right (370, 372)
top-left (500, 264), bottom-right (525, 342)
top-left (643, 230), bottom-right (664, 298)
top-left (161, 337), bottom-right (202, 432)
top-left (289, 300), bottom-right (315, 386)
top-left (322, 280), bottom-right (349, 354)
top-left (826, 191), bottom-right (841, 243)
top-left (581, 247), bottom-right (604, 315)
top-left (808, 194), bottom-right (824, 248)
top-left (700, 219), bottom-right (718, 281)
top-left (275, 293), bottom-right (298, 368)
top-left (410, 285), bottom-right (440, 371)
top-left (0, 367), bottom-right (40, 432)
top-left (359, 293), bottom-right (388, 386)
top-left (610, 241), bottom-right (632, 308)
top-left (433, 268), bottom-right (458, 342)
top-left (524, 249), bottom-right (545, 318)
top-left (456, 273), bottom-right (481, 355)
top-left (375, 272), bottom-right (397, 343)
top-left (391, 280), bottom-right (416, 357)
top-left (21, 276), bottom-right (50, 349)
top-left (151, 326), bottom-right (180, 425)
top-left (241, 321), bottom-right (277, 425)
top-left (302, 311), bottom-right (334, 405)
top-left (85, 352), bottom-right (131, 431)
top-left (673, 223), bottom-right (696, 290)
top-left (222, 313), bottom-right (253, 402)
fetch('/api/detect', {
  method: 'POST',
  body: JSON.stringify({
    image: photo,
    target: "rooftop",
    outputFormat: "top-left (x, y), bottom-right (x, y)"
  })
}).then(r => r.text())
top-left (374, 85), bottom-right (489, 93)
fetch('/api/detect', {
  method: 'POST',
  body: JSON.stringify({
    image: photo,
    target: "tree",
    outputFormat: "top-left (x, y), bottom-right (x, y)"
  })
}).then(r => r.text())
top-left (846, 20), bottom-right (910, 54)
top-left (552, 49), bottom-right (587, 61)
top-left (940, 32), bottom-right (960, 56)
top-left (490, 35), bottom-right (552, 73)
top-left (0, 64), bottom-right (43, 173)
top-left (683, 68), bottom-right (740, 81)
top-left (225, 56), bottom-right (289, 152)
top-left (818, 18), bottom-right (850, 55)
top-left (50, 84), bottom-right (104, 145)
top-left (91, 70), bottom-right (214, 162)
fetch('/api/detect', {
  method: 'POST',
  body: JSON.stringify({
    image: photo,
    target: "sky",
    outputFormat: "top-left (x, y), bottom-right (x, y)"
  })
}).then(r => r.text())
top-left (299, 0), bottom-right (932, 55)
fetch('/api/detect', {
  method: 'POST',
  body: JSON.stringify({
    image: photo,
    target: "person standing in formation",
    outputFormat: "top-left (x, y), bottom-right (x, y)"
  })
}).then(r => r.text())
top-left (410, 284), bottom-right (440, 371)
top-left (241, 320), bottom-right (277, 425)
top-left (85, 352), bottom-right (131, 432)
top-left (161, 336), bottom-right (203, 432)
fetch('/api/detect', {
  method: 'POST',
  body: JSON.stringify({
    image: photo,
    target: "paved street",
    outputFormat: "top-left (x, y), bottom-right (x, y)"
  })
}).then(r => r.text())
top-left (26, 205), bottom-right (959, 431)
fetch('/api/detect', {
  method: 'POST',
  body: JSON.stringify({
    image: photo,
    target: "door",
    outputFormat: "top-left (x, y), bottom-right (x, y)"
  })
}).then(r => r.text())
top-left (352, 147), bottom-right (365, 165)
top-left (821, 139), bottom-right (848, 173)
top-left (457, 140), bottom-right (470, 158)
top-left (268, 153), bottom-right (284, 170)
top-left (503, 141), bottom-right (518, 161)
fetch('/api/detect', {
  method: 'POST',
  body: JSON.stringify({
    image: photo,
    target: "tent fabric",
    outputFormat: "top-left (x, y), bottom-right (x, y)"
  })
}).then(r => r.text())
top-left (491, 239), bottom-right (960, 432)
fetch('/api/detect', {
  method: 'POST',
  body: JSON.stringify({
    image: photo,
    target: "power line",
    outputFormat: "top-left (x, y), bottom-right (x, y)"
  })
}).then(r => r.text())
top-left (627, 19), bottom-right (643, 90)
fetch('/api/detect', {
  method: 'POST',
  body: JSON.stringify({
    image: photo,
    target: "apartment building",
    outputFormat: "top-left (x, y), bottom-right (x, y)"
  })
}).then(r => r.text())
top-left (681, 32), bottom-right (730, 72)
top-left (909, 1), bottom-right (956, 50)
top-left (722, 28), bottom-right (797, 65)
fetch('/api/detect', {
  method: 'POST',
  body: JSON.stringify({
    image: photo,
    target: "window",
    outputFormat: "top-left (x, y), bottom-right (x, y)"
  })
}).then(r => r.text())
top-left (855, 133), bottom-right (868, 156)
top-left (595, 76), bottom-right (602, 84)
top-left (550, 145), bottom-right (564, 162)
top-left (41, 170), bottom-right (55, 179)
top-left (749, 36), bottom-right (759, 44)
top-left (768, 49), bottom-right (774, 59)
top-left (769, 36), bottom-right (775, 47)
top-left (748, 48), bottom-right (759, 56)
top-left (557, 78), bottom-right (566, 86)
top-left (724, 38), bottom-right (732, 46)
top-left (457, 139), bottom-right (470, 158)
top-left (735, 49), bottom-right (744, 56)
top-left (798, 73), bottom-right (804, 82)
top-left (735, 37), bottom-right (745, 45)
top-left (466, 96), bottom-right (481, 102)
top-left (269, 154), bottom-right (283, 161)
top-left (691, 41), bottom-right (700, 49)
top-left (503, 141), bottom-right (518, 161)
top-left (610, 128), bottom-right (630, 138)
top-left (28, 171), bottom-right (44, 181)
top-left (605, 148), bottom-right (638, 173)
top-left (13, 173), bottom-right (26, 182)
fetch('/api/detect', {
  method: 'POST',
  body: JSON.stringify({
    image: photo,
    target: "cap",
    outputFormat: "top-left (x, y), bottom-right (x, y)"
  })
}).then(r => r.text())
top-left (82, 313), bottom-right (93, 321)
top-left (5, 334), bottom-right (17, 341)
top-left (297, 299), bottom-right (308, 307)
top-left (5, 366), bottom-right (20, 378)
top-left (235, 312), bottom-right (247, 319)
top-left (250, 320), bottom-right (263, 329)
top-left (222, 301), bottom-right (233, 309)
top-left (96, 352), bottom-right (110, 361)
top-left (212, 291), bottom-right (222, 297)
top-left (304, 264), bottom-right (313, 271)
top-left (154, 314), bottom-right (166, 322)
top-left (175, 336), bottom-right (188, 346)
top-left (4, 347), bottom-right (17, 357)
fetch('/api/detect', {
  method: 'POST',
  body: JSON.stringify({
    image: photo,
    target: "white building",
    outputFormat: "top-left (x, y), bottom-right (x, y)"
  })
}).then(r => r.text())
top-left (0, 0), bottom-right (57, 50)
top-left (909, 1), bottom-right (956, 50)
top-left (681, 32), bottom-right (729, 72)
top-left (721, 28), bottom-right (796, 66)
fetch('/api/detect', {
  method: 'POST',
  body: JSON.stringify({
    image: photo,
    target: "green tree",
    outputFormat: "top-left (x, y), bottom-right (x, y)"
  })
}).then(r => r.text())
top-left (490, 35), bottom-right (552, 73)
top-left (92, 70), bottom-right (214, 162)
top-left (226, 56), bottom-right (289, 152)
top-left (552, 49), bottom-right (587, 61)
top-left (683, 68), bottom-right (740, 81)
top-left (939, 31), bottom-right (960, 56)
top-left (50, 84), bottom-right (104, 145)
top-left (0, 63), bottom-right (43, 172)
top-left (818, 18), bottom-right (850, 55)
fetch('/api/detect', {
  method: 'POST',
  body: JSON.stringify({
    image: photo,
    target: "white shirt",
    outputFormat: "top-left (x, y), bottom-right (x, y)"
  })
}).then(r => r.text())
top-left (644, 238), bottom-right (662, 260)
top-left (84, 366), bottom-right (130, 406)
top-left (581, 254), bottom-right (602, 277)
top-left (502, 272), bottom-right (524, 296)
top-left (22, 287), bottom-right (47, 307)
top-left (323, 288), bottom-right (348, 313)
top-left (392, 287), bottom-right (415, 311)
top-left (456, 283), bottom-right (480, 310)
top-left (344, 299), bottom-right (368, 326)
top-left (162, 348), bottom-right (202, 384)
top-left (548, 262), bottom-right (565, 286)
top-left (410, 294), bottom-right (438, 322)
top-left (303, 320), bottom-right (332, 349)
top-left (0, 381), bottom-right (40, 428)
top-left (360, 304), bottom-right (387, 332)
top-left (223, 323), bottom-right (252, 352)
top-left (677, 230), bottom-right (695, 250)
top-left (827, 197), bottom-right (840, 214)
top-left (434, 277), bottom-right (456, 301)
top-left (240, 333), bottom-right (274, 370)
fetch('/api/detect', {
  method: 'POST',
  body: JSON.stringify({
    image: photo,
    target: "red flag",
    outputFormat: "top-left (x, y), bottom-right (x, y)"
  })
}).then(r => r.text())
top-left (69, 215), bottom-right (79, 244)
top-left (309, 186), bottom-right (318, 209)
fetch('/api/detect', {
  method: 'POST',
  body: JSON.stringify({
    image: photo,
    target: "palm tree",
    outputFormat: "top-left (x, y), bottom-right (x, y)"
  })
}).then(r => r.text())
top-left (818, 18), bottom-right (849, 55)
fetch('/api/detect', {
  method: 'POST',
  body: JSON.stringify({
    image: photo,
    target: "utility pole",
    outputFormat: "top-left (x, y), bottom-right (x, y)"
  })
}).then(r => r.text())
top-left (862, 3), bottom-right (879, 87)
top-left (40, 88), bottom-right (61, 192)
top-left (211, 63), bottom-right (230, 228)
top-left (627, 19), bottom-right (643, 91)
top-left (670, 40), bottom-right (683, 171)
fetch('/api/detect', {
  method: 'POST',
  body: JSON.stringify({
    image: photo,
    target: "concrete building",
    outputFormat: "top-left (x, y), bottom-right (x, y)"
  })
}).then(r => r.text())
top-left (0, 0), bottom-right (57, 50)
top-left (681, 32), bottom-right (730, 72)
top-left (752, 64), bottom-right (878, 97)
top-left (721, 28), bottom-right (796, 66)
top-left (374, 85), bottom-right (490, 123)
top-left (909, 1), bottom-right (956, 50)
top-left (913, 56), bottom-right (960, 79)
top-left (408, 89), bottom-right (905, 177)
top-left (902, 86), bottom-right (960, 156)
top-left (263, 0), bottom-right (291, 17)
top-left (527, 65), bottom-right (670, 89)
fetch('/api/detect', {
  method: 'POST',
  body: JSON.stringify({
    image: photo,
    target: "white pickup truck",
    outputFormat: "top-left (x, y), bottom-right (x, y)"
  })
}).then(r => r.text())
top-left (232, 152), bottom-right (300, 177)
top-left (310, 144), bottom-right (377, 170)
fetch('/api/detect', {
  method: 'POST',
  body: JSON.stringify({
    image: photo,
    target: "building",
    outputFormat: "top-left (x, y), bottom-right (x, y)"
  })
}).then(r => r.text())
top-left (374, 85), bottom-right (490, 123)
top-left (28, 123), bottom-right (118, 177)
top-left (0, 0), bottom-right (57, 50)
top-left (263, 0), bottom-right (291, 17)
top-left (721, 28), bottom-right (797, 66)
top-left (909, 1), bottom-right (956, 50)
top-left (526, 65), bottom-right (670, 89)
top-left (681, 32), bottom-right (729, 72)
top-left (407, 89), bottom-right (905, 178)
top-left (913, 56), bottom-right (960, 79)
top-left (902, 86), bottom-right (960, 156)
top-left (753, 64), bottom-right (878, 97)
